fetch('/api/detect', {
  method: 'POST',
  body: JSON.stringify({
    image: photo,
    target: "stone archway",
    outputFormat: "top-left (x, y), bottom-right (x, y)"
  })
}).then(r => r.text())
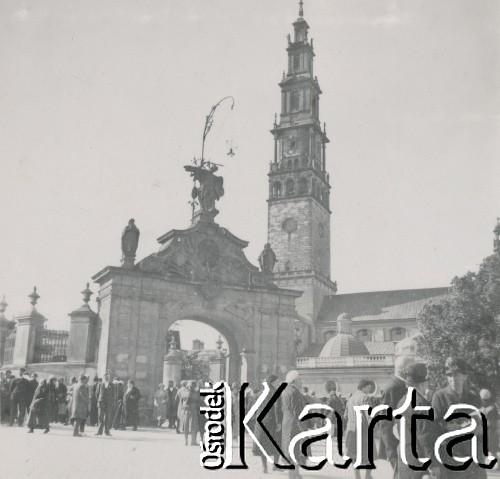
top-left (93, 216), bottom-right (301, 418)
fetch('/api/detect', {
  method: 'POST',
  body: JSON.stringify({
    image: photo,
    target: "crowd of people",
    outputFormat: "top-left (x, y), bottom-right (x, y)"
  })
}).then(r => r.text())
top-left (0, 369), bottom-right (142, 436)
top-left (2, 356), bottom-right (500, 479)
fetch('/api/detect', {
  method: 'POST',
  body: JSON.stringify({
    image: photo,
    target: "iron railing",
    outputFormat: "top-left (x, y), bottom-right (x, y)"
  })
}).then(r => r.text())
top-left (33, 327), bottom-right (68, 363)
top-left (3, 329), bottom-right (16, 365)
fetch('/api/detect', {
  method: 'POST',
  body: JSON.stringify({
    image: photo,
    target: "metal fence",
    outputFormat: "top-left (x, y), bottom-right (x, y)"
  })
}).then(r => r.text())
top-left (3, 329), bottom-right (16, 365)
top-left (33, 327), bottom-right (68, 363)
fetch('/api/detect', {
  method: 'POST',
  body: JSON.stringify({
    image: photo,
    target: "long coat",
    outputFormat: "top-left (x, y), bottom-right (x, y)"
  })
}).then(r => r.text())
top-left (96, 382), bottom-right (113, 408)
top-left (253, 385), bottom-right (283, 459)
top-left (397, 390), bottom-right (442, 479)
top-left (178, 388), bottom-right (199, 434)
top-left (27, 383), bottom-right (50, 429)
top-left (122, 386), bottom-right (141, 425)
top-left (154, 388), bottom-right (167, 419)
top-left (281, 384), bottom-right (307, 467)
top-left (379, 375), bottom-right (408, 463)
top-left (432, 385), bottom-right (486, 479)
top-left (70, 382), bottom-right (90, 420)
top-left (164, 387), bottom-right (178, 421)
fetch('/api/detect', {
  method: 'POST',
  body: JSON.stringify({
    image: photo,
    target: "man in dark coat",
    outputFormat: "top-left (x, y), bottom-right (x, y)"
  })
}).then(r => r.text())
top-left (397, 362), bottom-right (442, 479)
top-left (89, 376), bottom-right (99, 426)
top-left (432, 357), bottom-right (486, 479)
top-left (281, 370), bottom-right (307, 479)
top-left (9, 368), bottom-right (30, 426)
top-left (165, 380), bottom-right (178, 429)
top-left (95, 371), bottom-right (113, 436)
top-left (379, 356), bottom-right (415, 478)
top-left (122, 380), bottom-right (141, 430)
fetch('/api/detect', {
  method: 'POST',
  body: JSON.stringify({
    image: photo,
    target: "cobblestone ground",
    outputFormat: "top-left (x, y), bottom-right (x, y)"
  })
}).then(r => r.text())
top-left (0, 424), bottom-right (498, 479)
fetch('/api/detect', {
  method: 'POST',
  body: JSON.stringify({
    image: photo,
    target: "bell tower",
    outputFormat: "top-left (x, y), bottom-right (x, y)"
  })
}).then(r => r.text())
top-left (267, 1), bottom-right (336, 325)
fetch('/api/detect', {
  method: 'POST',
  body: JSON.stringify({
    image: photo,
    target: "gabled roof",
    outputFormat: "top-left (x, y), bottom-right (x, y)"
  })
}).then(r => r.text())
top-left (317, 287), bottom-right (449, 323)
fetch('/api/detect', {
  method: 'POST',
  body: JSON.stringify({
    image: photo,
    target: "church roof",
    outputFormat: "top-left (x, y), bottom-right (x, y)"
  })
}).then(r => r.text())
top-left (317, 287), bottom-right (449, 323)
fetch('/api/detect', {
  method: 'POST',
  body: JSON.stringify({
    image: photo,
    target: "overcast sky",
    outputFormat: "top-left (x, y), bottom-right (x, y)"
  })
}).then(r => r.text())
top-left (1, 0), bottom-right (499, 340)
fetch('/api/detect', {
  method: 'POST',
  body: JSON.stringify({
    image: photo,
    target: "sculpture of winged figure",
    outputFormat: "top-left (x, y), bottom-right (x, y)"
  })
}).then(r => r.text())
top-left (185, 164), bottom-right (224, 214)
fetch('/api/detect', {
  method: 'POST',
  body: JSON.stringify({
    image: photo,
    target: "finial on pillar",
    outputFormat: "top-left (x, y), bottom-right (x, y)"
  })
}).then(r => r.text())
top-left (169, 336), bottom-right (178, 351)
top-left (274, 113), bottom-right (277, 127)
top-left (299, 0), bottom-right (304, 17)
top-left (216, 335), bottom-right (223, 351)
top-left (29, 286), bottom-right (40, 308)
top-left (81, 283), bottom-right (93, 305)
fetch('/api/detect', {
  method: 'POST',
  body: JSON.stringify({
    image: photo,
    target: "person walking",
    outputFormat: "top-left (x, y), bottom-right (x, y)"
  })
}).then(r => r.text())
top-left (27, 373), bottom-right (38, 413)
top-left (9, 368), bottom-right (30, 426)
top-left (178, 380), bottom-right (199, 446)
top-left (66, 376), bottom-right (78, 426)
top-left (252, 375), bottom-right (283, 474)
top-left (55, 377), bottom-right (68, 423)
top-left (47, 376), bottom-right (57, 422)
top-left (281, 370), bottom-right (307, 479)
top-left (345, 379), bottom-right (375, 479)
top-left (89, 376), bottom-right (99, 427)
top-left (175, 380), bottom-right (188, 433)
top-left (153, 383), bottom-right (166, 428)
top-left (165, 380), bottom-right (178, 429)
top-left (95, 371), bottom-right (113, 436)
top-left (379, 355), bottom-right (415, 478)
top-left (122, 380), bottom-right (141, 430)
top-left (27, 379), bottom-right (50, 434)
top-left (396, 363), bottom-right (442, 479)
top-left (432, 357), bottom-right (486, 478)
top-left (70, 374), bottom-right (89, 437)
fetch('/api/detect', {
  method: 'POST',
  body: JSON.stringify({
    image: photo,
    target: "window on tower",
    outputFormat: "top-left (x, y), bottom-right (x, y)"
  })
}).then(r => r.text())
top-left (291, 91), bottom-right (300, 112)
top-left (286, 179), bottom-right (295, 196)
top-left (293, 54), bottom-right (301, 71)
top-left (299, 177), bottom-right (308, 194)
top-left (272, 181), bottom-right (282, 198)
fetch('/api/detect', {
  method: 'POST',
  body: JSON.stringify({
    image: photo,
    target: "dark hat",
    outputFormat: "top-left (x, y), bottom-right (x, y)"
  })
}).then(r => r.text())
top-left (324, 379), bottom-right (337, 393)
top-left (358, 379), bottom-right (374, 391)
top-left (445, 357), bottom-right (467, 375)
top-left (265, 375), bottom-right (278, 386)
top-left (405, 362), bottom-right (428, 385)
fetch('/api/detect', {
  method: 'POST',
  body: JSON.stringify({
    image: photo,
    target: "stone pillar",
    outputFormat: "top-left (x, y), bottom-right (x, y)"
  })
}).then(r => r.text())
top-left (12, 287), bottom-right (46, 367)
top-left (240, 349), bottom-right (257, 384)
top-left (163, 338), bottom-right (182, 385)
top-left (208, 337), bottom-right (226, 382)
top-left (67, 284), bottom-right (98, 364)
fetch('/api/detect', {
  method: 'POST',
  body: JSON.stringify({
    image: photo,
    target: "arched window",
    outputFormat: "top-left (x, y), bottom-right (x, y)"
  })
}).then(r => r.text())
top-left (286, 179), bottom-right (295, 196)
top-left (390, 327), bottom-right (406, 342)
top-left (356, 329), bottom-right (372, 343)
top-left (299, 177), bottom-right (308, 194)
top-left (291, 91), bottom-right (300, 112)
top-left (273, 181), bottom-right (282, 198)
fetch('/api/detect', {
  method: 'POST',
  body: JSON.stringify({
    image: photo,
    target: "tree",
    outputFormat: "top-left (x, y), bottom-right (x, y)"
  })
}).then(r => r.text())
top-left (416, 252), bottom-right (500, 393)
top-left (181, 351), bottom-right (209, 381)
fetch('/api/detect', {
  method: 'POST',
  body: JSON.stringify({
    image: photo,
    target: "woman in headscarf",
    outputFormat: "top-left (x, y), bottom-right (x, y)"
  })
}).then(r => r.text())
top-left (252, 375), bottom-right (283, 474)
top-left (178, 380), bottom-right (199, 446)
top-left (27, 379), bottom-right (50, 433)
top-left (153, 383), bottom-right (166, 428)
top-left (345, 379), bottom-right (375, 479)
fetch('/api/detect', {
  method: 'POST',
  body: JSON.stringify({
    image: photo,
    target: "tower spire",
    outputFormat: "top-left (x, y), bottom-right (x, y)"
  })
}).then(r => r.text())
top-left (299, 0), bottom-right (304, 17)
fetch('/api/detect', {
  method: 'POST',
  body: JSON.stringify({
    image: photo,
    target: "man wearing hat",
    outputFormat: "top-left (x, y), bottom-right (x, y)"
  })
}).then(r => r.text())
top-left (432, 357), bottom-right (485, 478)
top-left (95, 371), bottom-right (113, 436)
top-left (89, 376), bottom-right (99, 426)
top-left (397, 362), bottom-right (442, 479)
top-left (379, 355), bottom-right (416, 478)
top-left (280, 370), bottom-right (307, 479)
top-left (9, 368), bottom-right (30, 426)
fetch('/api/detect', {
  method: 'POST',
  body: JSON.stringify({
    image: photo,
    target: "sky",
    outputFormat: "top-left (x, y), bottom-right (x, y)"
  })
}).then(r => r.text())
top-left (0, 0), bottom-right (499, 342)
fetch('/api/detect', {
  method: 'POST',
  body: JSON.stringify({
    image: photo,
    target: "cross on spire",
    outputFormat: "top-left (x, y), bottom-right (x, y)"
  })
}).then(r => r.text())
top-left (299, 0), bottom-right (304, 17)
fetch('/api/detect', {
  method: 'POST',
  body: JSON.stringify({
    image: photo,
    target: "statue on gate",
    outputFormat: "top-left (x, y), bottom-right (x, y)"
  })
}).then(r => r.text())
top-left (185, 163), bottom-right (224, 215)
top-left (258, 243), bottom-right (278, 274)
top-left (121, 218), bottom-right (140, 267)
